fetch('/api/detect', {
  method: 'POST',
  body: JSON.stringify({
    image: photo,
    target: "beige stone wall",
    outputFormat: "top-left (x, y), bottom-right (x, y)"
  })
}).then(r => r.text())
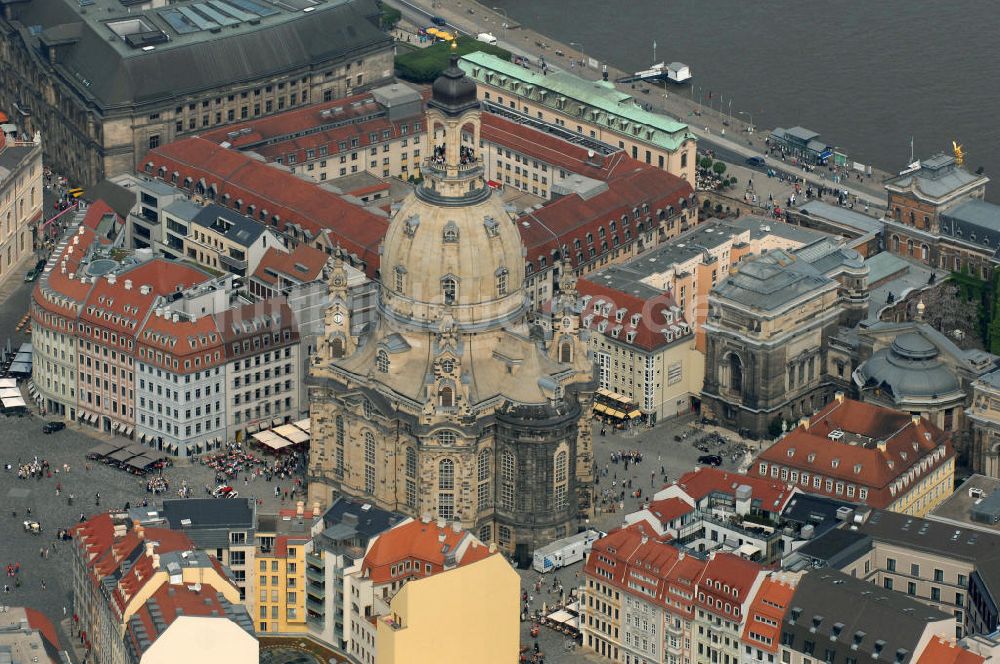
top-left (0, 141), bottom-right (42, 284)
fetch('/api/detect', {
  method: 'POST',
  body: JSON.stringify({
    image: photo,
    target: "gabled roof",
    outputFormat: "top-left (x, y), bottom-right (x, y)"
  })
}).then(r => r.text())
top-left (577, 276), bottom-right (691, 352)
top-left (741, 574), bottom-right (797, 653)
top-left (252, 244), bottom-right (328, 289)
top-left (480, 112), bottom-right (627, 181)
top-left (142, 137), bottom-right (387, 276)
top-left (752, 398), bottom-right (954, 508)
top-left (916, 636), bottom-right (986, 664)
top-left (674, 467), bottom-right (795, 513)
top-left (361, 519), bottom-right (492, 584)
top-left (520, 163), bottom-right (693, 270)
top-left (695, 552), bottom-right (762, 620)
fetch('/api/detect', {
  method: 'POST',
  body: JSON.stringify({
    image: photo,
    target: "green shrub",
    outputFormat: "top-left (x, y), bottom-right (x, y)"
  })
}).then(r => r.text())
top-left (395, 37), bottom-right (511, 84)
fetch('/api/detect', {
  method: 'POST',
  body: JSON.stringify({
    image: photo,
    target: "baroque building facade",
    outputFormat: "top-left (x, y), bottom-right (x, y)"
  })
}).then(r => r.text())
top-left (307, 55), bottom-right (596, 558)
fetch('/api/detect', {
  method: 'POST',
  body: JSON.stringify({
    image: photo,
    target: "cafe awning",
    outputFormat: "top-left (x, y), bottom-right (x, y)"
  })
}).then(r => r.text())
top-left (0, 378), bottom-right (17, 389)
top-left (274, 424), bottom-right (309, 444)
top-left (294, 418), bottom-right (310, 433)
top-left (0, 388), bottom-right (20, 399)
top-left (2, 396), bottom-right (26, 408)
top-left (627, 409), bottom-right (642, 419)
top-left (593, 403), bottom-right (609, 415)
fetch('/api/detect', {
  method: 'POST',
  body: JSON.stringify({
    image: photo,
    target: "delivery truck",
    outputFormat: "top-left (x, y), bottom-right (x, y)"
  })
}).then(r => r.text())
top-left (532, 529), bottom-right (603, 573)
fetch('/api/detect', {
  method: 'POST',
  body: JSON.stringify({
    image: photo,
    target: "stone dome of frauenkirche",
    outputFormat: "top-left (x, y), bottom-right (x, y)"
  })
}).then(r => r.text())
top-left (379, 52), bottom-right (526, 329)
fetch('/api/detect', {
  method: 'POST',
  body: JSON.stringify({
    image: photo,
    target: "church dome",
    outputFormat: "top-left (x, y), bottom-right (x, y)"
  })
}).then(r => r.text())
top-left (380, 189), bottom-right (526, 327)
top-left (429, 54), bottom-right (479, 115)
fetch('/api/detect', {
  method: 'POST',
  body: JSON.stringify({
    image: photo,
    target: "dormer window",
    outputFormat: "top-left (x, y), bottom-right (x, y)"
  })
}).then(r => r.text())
top-left (443, 221), bottom-right (459, 243)
top-left (404, 215), bottom-right (420, 237)
top-left (483, 217), bottom-right (499, 237)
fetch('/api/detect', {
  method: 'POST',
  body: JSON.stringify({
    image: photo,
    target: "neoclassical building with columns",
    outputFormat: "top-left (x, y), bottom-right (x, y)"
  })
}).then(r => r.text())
top-left (307, 54), bottom-right (596, 558)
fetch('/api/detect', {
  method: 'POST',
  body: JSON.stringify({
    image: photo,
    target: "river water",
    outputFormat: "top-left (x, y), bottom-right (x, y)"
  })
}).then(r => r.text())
top-left (493, 0), bottom-right (1000, 196)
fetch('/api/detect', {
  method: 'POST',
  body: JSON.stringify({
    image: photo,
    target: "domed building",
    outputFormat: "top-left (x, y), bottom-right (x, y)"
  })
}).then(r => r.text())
top-left (854, 329), bottom-right (968, 431)
top-left (307, 53), bottom-right (596, 556)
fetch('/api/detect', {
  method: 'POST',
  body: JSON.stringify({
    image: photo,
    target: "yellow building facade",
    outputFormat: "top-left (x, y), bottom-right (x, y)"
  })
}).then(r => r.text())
top-left (255, 514), bottom-right (311, 634)
top-left (374, 554), bottom-right (519, 664)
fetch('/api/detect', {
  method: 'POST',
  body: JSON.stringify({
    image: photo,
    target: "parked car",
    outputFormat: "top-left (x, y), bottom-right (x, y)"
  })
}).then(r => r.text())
top-left (24, 259), bottom-right (46, 283)
top-left (430, 15), bottom-right (447, 26)
top-left (697, 454), bottom-right (723, 466)
top-left (42, 421), bottom-right (66, 434)
top-left (745, 156), bottom-right (766, 168)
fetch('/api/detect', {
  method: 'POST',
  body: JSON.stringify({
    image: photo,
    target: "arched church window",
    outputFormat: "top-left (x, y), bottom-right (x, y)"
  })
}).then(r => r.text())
top-left (376, 350), bottom-right (389, 374)
top-left (438, 458), bottom-right (454, 490)
top-left (443, 221), bottom-right (459, 243)
top-left (438, 385), bottom-right (454, 408)
top-left (560, 341), bottom-right (573, 363)
top-left (442, 277), bottom-right (458, 305)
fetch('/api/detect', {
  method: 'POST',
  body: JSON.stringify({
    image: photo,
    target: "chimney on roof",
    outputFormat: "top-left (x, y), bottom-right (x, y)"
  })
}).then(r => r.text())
top-left (799, 416), bottom-right (810, 430)
top-left (312, 502), bottom-right (321, 517)
top-left (451, 521), bottom-right (461, 533)
top-left (436, 518), bottom-right (446, 529)
top-left (78, 226), bottom-right (84, 235)
top-left (911, 414), bottom-right (921, 426)
top-left (296, 501), bottom-right (304, 517)
top-left (488, 542), bottom-right (497, 553)
top-left (438, 533), bottom-right (446, 543)
top-left (124, 279), bottom-right (132, 291)
top-left (140, 285), bottom-right (151, 295)
top-left (835, 391), bottom-right (845, 403)
top-left (68, 272), bottom-right (75, 280)
top-left (876, 440), bottom-right (887, 452)
top-left (73, 236), bottom-right (79, 245)
top-left (108, 274), bottom-right (117, 285)
top-left (421, 514), bottom-right (432, 524)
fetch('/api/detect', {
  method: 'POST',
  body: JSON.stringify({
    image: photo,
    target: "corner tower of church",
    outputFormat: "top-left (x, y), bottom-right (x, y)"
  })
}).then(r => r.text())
top-left (307, 55), bottom-right (596, 559)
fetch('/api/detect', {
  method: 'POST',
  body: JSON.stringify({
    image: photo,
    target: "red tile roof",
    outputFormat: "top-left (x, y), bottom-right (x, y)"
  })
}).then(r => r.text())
top-left (125, 577), bottom-right (243, 658)
top-left (916, 636), bottom-right (986, 664)
top-left (79, 260), bottom-right (210, 341)
top-left (23, 607), bottom-right (62, 652)
top-left (584, 523), bottom-right (767, 621)
top-left (518, 164), bottom-right (693, 271)
top-left (741, 574), bottom-right (797, 653)
top-left (750, 399), bottom-right (954, 509)
top-left (251, 244), bottom-right (328, 289)
top-left (142, 138), bottom-right (387, 275)
top-left (577, 277), bottom-right (691, 351)
top-left (197, 89), bottom-right (425, 164)
top-left (646, 497), bottom-right (695, 525)
top-left (362, 519), bottom-right (494, 585)
top-left (480, 113), bottom-right (630, 181)
top-left (696, 552), bottom-right (762, 620)
top-left (674, 467), bottom-right (796, 514)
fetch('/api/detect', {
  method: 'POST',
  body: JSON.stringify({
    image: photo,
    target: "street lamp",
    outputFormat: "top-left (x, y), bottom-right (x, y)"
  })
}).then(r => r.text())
top-left (569, 41), bottom-right (585, 67)
top-left (491, 6), bottom-right (508, 40)
top-left (739, 110), bottom-right (754, 133)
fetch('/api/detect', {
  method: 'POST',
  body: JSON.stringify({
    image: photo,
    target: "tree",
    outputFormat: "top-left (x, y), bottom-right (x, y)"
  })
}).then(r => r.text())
top-left (920, 280), bottom-right (984, 350)
top-left (712, 161), bottom-right (728, 176)
top-left (380, 5), bottom-right (402, 29)
top-left (699, 156), bottom-right (714, 170)
top-left (768, 416), bottom-right (785, 439)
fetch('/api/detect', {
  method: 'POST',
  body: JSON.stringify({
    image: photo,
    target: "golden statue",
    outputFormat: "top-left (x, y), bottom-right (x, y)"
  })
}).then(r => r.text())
top-left (953, 141), bottom-right (965, 166)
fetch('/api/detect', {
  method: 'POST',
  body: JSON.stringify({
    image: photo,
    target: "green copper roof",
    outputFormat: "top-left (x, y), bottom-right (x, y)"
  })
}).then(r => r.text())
top-left (460, 52), bottom-right (694, 152)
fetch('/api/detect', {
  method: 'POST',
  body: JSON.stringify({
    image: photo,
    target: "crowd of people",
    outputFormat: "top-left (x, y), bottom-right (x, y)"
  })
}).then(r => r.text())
top-left (429, 145), bottom-right (477, 166)
top-left (14, 457), bottom-right (49, 480)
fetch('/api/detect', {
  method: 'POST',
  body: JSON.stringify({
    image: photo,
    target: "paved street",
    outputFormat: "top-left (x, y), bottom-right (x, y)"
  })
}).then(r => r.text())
top-left (387, 0), bottom-right (890, 212)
